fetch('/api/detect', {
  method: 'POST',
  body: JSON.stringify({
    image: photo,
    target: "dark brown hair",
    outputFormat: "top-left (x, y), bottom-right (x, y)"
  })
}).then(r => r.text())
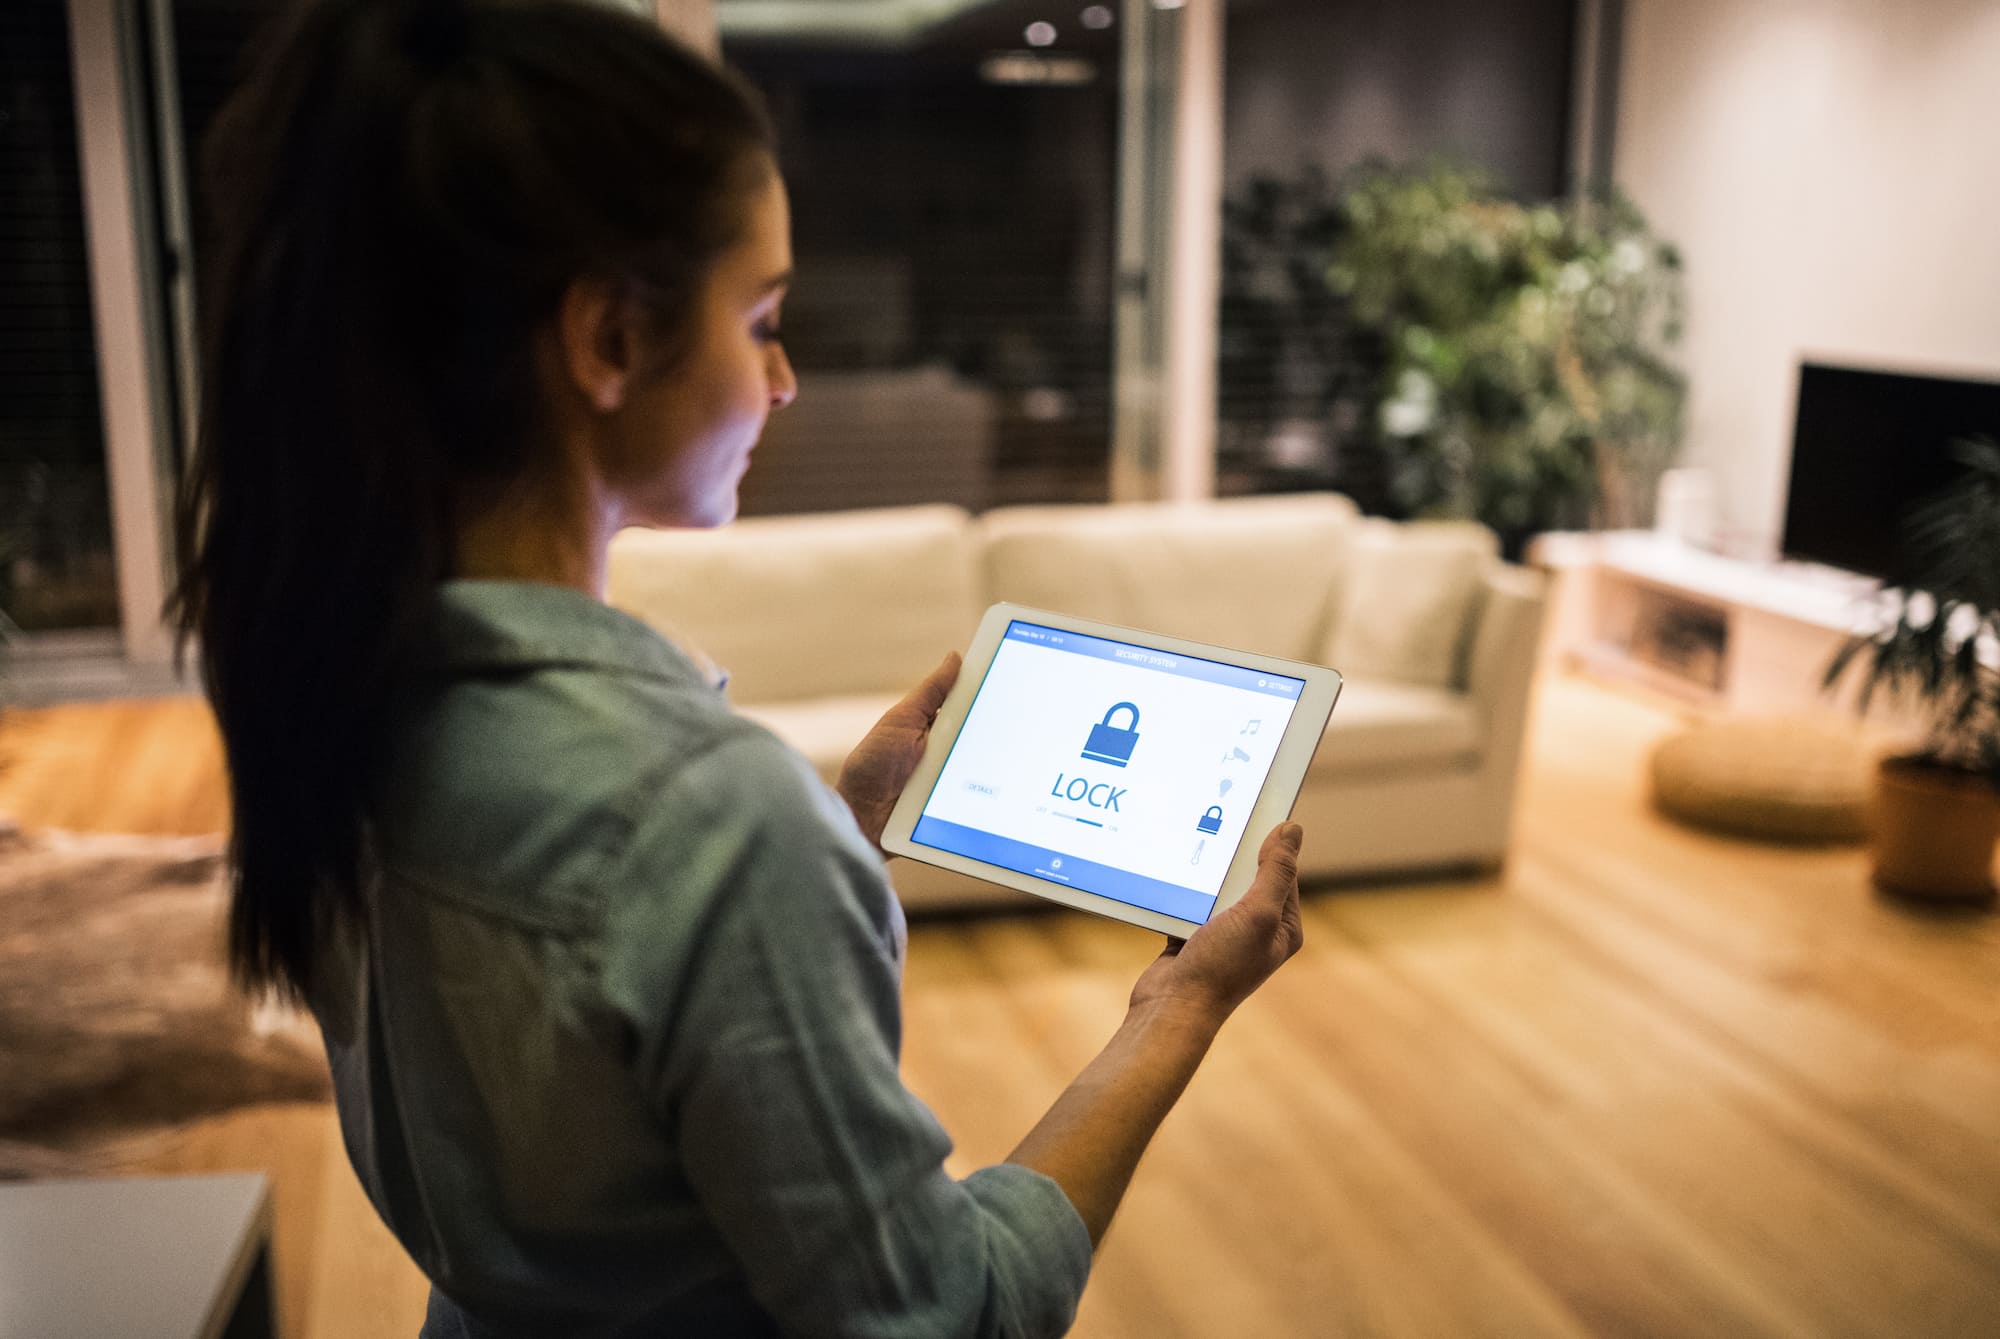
top-left (170, 0), bottom-right (773, 999)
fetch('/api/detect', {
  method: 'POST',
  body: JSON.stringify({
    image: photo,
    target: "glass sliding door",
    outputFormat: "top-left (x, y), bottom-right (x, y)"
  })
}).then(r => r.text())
top-left (0, 0), bottom-right (117, 641)
top-left (719, 0), bottom-right (1124, 512)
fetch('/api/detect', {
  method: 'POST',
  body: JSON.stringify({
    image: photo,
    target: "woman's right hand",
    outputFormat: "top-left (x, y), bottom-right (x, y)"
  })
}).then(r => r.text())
top-left (1128, 822), bottom-right (1305, 1024)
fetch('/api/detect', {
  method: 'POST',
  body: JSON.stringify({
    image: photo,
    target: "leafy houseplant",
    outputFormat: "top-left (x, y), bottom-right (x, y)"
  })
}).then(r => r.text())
top-left (1327, 162), bottom-right (1686, 553)
top-left (1826, 437), bottom-right (2000, 902)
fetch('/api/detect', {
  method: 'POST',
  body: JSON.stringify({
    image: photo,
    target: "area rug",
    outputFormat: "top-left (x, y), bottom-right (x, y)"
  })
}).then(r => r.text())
top-left (0, 816), bottom-right (331, 1176)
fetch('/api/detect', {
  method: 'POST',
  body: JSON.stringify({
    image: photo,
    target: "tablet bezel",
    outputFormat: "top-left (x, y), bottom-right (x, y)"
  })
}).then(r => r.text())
top-left (881, 602), bottom-right (1344, 939)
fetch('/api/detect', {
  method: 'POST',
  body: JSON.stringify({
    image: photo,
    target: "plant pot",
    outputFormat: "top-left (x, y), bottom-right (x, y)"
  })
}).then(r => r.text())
top-left (1870, 757), bottom-right (2000, 903)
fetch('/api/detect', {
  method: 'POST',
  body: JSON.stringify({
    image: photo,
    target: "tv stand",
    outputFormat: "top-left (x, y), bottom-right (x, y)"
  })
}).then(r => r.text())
top-left (1534, 531), bottom-right (1879, 713)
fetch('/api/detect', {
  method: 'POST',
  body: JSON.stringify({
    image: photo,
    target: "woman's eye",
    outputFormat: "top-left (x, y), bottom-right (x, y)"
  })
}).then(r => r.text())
top-left (754, 320), bottom-right (783, 345)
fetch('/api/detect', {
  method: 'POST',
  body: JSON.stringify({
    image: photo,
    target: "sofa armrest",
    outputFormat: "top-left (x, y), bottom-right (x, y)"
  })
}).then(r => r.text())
top-left (1466, 563), bottom-right (1548, 703)
top-left (1462, 562), bottom-right (1550, 857)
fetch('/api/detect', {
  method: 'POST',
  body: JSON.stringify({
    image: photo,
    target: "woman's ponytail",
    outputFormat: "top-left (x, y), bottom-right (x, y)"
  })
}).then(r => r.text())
top-left (171, 0), bottom-right (774, 1000)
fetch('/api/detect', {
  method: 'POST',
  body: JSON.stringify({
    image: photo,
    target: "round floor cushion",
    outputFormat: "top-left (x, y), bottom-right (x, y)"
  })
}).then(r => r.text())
top-left (1650, 716), bottom-right (1873, 843)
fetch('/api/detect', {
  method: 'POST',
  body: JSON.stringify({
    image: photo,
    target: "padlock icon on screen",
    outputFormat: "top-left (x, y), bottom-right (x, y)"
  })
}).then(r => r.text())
top-left (1081, 702), bottom-right (1141, 767)
top-left (1197, 806), bottom-right (1224, 835)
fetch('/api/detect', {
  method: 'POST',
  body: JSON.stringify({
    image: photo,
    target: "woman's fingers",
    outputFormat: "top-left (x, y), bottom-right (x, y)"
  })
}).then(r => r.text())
top-left (899, 651), bottom-right (962, 726)
top-left (1251, 822), bottom-right (1303, 899)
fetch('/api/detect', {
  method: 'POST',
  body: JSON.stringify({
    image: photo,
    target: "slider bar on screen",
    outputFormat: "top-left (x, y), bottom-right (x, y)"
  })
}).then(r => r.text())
top-left (1075, 817), bottom-right (1103, 827)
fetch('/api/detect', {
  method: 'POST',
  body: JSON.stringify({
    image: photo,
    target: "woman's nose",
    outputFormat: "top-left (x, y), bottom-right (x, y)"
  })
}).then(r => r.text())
top-left (768, 344), bottom-right (797, 410)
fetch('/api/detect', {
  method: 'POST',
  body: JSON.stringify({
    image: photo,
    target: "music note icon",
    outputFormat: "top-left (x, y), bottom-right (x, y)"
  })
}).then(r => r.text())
top-left (1241, 719), bottom-right (1261, 736)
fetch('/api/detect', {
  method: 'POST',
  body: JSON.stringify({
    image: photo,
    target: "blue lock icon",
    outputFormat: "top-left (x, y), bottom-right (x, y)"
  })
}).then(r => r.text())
top-left (1197, 805), bottom-right (1224, 834)
top-left (1081, 702), bottom-right (1141, 767)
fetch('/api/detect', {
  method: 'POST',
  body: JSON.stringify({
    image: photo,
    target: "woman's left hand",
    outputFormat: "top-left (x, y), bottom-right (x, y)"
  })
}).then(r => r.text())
top-left (837, 652), bottom-right (962, 854)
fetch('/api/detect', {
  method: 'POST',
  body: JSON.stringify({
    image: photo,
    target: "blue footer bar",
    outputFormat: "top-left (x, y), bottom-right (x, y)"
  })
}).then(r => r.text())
top-left (911, 816), bottom-right (1219, 925)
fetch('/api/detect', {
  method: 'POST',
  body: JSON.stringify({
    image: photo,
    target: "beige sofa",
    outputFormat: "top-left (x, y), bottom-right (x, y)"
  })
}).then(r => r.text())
top-left (608, 493), bottom-right (1547, 910)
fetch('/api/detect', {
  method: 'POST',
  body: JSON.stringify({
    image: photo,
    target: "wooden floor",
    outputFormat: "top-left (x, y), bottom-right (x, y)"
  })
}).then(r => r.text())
top-left (4, 672), bottom-right (1997, 1339)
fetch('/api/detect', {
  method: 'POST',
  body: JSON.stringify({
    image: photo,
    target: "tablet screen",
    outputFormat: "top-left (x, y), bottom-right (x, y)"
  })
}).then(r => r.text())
top-left (910, 620), bottom-right (1306, 925)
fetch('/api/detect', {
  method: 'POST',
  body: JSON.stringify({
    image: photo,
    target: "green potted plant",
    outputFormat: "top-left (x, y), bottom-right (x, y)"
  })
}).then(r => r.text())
top-left (1826, 436), bottom-right (2000, 902)
top-left (1327, 161), bottom-right (1686, 554)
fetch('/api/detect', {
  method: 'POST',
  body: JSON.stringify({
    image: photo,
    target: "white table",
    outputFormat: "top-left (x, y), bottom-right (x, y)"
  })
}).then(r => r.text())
top-left (1533, 529), bottom-right (1881, 713)
top-left (0, 1173), bottom-right (276, 1339)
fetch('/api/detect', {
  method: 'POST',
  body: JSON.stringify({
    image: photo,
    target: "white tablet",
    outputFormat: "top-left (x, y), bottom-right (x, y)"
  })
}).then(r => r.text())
top-left (882, 603), bottom-right (1343, 938)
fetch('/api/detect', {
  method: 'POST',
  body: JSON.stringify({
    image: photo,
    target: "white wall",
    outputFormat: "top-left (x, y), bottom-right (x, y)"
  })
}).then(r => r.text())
top-left (1615, 0), bottom-right (2000, 554)
top-left (654, 0), bottom-right (717, 55)
top-left (594, 1), bottom-right (714, 53)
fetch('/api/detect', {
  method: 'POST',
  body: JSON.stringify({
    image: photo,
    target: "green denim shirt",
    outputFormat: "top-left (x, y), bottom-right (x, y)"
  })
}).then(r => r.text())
top-left (310, 581), bottom-right (1091, 1338)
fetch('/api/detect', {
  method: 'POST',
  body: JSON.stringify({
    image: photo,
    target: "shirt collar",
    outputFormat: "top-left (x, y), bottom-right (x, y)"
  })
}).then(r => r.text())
top-left (426, 580), bottom-right (727, 691)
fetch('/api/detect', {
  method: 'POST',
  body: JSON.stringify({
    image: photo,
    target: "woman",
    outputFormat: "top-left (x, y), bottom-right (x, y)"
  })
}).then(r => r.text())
top-left (172, 2), bottom-right (1306, 1335)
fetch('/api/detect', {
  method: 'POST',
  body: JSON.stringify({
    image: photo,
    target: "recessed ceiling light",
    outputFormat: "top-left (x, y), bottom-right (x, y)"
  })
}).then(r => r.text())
top-left (979, 52), bottom-right (1098, 86)
top-left (1081, 4), bottom-right (1115, 28)
top-left (1025, 20), bottom-right (1058, 46)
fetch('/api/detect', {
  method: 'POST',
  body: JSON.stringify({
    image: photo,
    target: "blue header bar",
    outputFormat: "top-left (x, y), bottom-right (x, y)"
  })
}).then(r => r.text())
top-left (1004, 621), bottom-right (1304, 699)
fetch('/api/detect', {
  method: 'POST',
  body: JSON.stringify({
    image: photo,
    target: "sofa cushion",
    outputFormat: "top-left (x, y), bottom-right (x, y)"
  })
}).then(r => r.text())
top-left (1313, 676), bottom-right (1483, 777)
top-left (1323, 520), bottom-right (1498, 690)
top-left (737, 693), bottom-right (902, 786)
top-left (607, 506), bottom-right (979, 705)
top-left (978, 493), bottom-right (1358, 661)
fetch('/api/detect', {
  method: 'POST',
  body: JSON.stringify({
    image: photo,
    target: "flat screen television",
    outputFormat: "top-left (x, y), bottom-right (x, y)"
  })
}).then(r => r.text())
top-left (1782, 362), bottom-right (2000, 580)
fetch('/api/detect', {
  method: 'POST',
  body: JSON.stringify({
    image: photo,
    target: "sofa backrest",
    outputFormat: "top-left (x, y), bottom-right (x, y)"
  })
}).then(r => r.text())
top-left (977, 492), bottom-right (1360, 661)
top-left (607, 505), bottom-right (980, 704)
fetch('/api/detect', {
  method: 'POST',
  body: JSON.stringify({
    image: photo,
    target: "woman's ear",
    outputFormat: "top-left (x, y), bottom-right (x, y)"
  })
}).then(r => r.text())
top-left (554, 275), bottom-right (636, 414)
